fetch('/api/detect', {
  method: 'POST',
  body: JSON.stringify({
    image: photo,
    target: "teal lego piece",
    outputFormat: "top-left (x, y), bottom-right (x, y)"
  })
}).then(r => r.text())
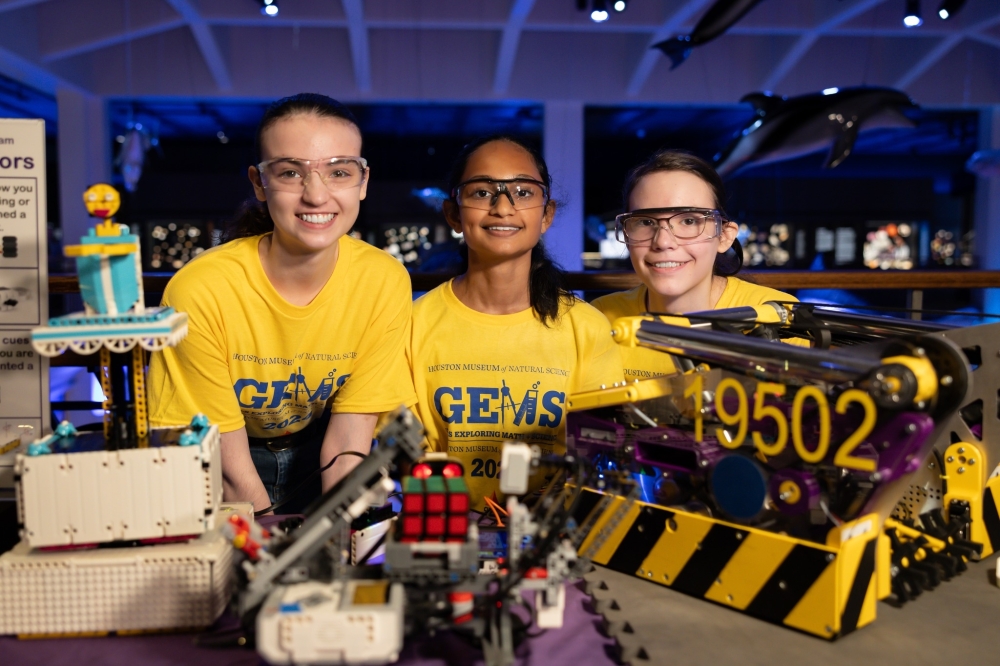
top-left (54, 421), bottom-right (79, 438)
top-left (178, 413), bottom-right (211, 446)
top-left (47, 306), bottom-right (175, 327)
top-left (27, 421), bottom-right (78, 456)
top-left (76, 226), bottom-right (140, 315)
top-left (26, 439), bottom-right (52, 456)
top-left (178, 430), bottom-right (201, 446)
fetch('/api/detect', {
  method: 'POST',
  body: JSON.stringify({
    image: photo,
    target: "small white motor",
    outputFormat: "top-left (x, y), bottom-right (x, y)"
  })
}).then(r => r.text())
top-left (499, 443), bottom-right (533, 495)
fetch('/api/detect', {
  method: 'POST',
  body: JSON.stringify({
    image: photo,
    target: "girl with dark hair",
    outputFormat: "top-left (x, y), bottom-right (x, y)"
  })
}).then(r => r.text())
top-left (148, 93), bottom-right (415, 513)
top-left (592, 150), bottom-right (802, 382)
top-left (408, 135), bottom-right (623, 510)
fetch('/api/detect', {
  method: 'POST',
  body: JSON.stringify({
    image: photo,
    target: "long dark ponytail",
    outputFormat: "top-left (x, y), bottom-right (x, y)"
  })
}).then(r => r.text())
top-left (448, 135), bottom-right (573, 326)
top-left (621, 149), bottom-right (743, 278)
top-left (222, 93), bottom-right (362, 243)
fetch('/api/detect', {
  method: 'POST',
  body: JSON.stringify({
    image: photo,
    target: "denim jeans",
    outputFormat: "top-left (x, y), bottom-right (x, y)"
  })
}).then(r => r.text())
top-left (248, 434), bottom-right (323, 515)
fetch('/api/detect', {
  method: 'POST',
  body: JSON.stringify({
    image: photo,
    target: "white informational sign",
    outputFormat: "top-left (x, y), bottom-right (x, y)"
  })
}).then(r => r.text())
top-left (0, 119), bottom-right (49, 488)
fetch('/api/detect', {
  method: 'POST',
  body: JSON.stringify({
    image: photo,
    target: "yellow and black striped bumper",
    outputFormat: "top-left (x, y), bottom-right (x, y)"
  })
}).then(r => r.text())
top-left (575, 488), bottom-right (880, 639)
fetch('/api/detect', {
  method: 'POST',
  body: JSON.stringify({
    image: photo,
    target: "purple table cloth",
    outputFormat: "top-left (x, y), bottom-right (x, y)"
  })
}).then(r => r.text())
top-left (1, 581), bottom-right (617, 666)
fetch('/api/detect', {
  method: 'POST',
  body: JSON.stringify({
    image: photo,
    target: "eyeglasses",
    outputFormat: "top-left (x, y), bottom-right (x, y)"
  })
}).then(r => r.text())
top-left (452, 178), bottom-right (549, 211)
top-left (615, 207), bottom-right (725, 245)
top-left (256, 156), bottom-right (368, 193)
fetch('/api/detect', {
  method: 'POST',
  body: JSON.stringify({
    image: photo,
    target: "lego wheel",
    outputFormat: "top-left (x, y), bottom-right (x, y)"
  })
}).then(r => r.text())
top-left (139, 336), bottom-right (168, 352)
top-left (69, 338), bottom-right (103, 354)
top-left (106, 337), bottom-right (138, 353)
top-left (35, 341), bottom-right (69, 357)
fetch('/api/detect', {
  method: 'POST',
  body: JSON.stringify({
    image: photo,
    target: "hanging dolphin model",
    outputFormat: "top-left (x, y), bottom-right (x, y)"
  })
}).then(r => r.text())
top-left (714, 86), bottom-right (918, 178)
top-left (653, 0), bottom-right (766, 69)
top-left (966, 150), bottom-right (1000, 178)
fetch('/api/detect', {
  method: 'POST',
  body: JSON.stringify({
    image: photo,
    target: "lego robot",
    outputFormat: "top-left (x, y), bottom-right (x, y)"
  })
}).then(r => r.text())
top-left (0, 186), bottom-right (230, 637)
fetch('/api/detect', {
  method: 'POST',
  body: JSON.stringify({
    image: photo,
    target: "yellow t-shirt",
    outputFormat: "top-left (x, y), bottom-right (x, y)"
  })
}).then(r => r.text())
top-left (409, 280), bottom-right (624, 510)
top-left (148, 234), bottom-right (417, 438)
top-left (590, 277), bottom-right (800, 382)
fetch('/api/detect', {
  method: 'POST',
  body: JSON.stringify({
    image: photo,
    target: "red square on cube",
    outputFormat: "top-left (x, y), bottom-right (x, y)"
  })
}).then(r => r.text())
top-left (402, 494), bottom-right (424, 514)
top-left (401, 515), bottom-right (423, 537)
top-left (426, 493), bottom-right (446, 514)
top-left (448, 493), bottom-right (469, 514)
top-left (425, 514), bottom-right (446, 537)
top-left (448, 514), bottom-right (468, 537)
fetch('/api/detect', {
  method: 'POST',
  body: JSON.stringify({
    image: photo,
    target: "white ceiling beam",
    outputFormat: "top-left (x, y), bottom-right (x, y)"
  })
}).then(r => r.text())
top-left (341, 0), bottom-right (371, 93)
top-left (493, 0), bottom-right (535, 95)
top-left (762, 0), bottom-right (887, 92)
top-left (894, 33), bottom-right (964, 89)
top-left (41, 18), bottom-right (186, 62)
top-left (626, 0), bottom-right (715, 97)
top-left (895, 13), bottom-right (1000, 89)
top-left (163, 0), bottom-right (232, 92)
top-left (197, 16), bottom-right (989, 39)
top-left (969, 33), bottom-right (1000, 50)
top-left (0, 43), bottom-right (82, 95)
top-left (0, 0), bottom-right (49, 14)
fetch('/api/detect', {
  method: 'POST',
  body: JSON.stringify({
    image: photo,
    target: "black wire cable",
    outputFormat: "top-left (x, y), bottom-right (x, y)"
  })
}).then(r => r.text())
top-left (778, 301), bottom-right (1000, 319)
top-left (254, 450), bottom-right (368, 517)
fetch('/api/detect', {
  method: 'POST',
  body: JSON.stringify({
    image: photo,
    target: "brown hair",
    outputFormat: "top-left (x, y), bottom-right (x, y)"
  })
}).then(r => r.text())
top-left (621, 149), bottom-right (742, 277)
top-left (223, 93), bottom-right (362, 242)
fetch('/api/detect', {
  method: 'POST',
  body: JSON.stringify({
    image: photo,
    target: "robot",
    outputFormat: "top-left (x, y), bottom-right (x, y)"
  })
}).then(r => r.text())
top-left (0, 186), bottom-right (230, 637)
top-left (564, 303), bottom-right (988, 638)
top-left (226, 407), bottom-right (636, 666)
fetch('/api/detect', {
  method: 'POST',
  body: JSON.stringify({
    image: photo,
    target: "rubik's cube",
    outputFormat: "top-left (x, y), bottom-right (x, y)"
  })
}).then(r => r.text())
top-left (398, 473), bottom-right (470, 543)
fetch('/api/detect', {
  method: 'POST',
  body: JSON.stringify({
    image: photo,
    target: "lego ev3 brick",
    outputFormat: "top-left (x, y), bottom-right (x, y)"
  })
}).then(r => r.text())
top-left (257, 579), bottom-right (405, 665)
top-left (15, 425), bottom-right (222, 548)
top-left (0, 529), bottom-right (233, 635)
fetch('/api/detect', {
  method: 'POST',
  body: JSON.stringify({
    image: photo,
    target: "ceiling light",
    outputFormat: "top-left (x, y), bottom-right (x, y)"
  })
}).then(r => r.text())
top-left (260, 0), bottom-right (278, 17)
top-left (590, 0), bottom-right (609, 23)
top-left (613, 0), bottom-right (627, 11)
top-left (822, 87), bottom-right (839, 95)
top-left (903, 0), bottom-right (922, 27)
top-left (937, 0), bottom-right (966, 19)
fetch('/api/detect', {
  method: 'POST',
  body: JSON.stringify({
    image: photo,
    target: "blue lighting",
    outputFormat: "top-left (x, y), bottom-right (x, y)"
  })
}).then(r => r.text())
top-left (262, 1), bottom-right (278, 16)
top-left (591, 9), bottom-right (609, 22)
top-left (822, 87), bottom-right (839, 95)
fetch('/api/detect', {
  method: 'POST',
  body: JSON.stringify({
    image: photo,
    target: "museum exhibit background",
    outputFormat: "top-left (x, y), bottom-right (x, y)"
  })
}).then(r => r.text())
top-left (0, 0), bottom-right (999, 664)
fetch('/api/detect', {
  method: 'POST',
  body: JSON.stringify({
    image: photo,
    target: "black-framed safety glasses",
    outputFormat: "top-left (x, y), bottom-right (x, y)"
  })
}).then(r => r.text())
top-left (452, 178), bottom-right (550, 211)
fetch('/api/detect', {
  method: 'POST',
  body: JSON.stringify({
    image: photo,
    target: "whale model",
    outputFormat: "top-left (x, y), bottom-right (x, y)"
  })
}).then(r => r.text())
top-left (966, 149), bottom-right (1000, 178)
top-left (714, 86), bottom-right (918, 178)
top-left (653, 0), bottom-right (766, 69)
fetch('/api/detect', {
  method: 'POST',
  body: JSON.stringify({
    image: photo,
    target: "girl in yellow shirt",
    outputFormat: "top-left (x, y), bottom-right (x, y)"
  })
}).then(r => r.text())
top-left (409, 136), bottom-right (624, 510)
top-left (591, 150), bottom-right (799, 381)
top-left (149, 94), bottom-right (415, 513)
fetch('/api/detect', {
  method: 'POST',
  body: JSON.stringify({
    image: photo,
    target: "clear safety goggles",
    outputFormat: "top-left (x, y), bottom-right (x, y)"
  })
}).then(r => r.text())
top-left (615, 207), bottom-right (726, 245)
top-left (256, 156), bottom-right (368, 193)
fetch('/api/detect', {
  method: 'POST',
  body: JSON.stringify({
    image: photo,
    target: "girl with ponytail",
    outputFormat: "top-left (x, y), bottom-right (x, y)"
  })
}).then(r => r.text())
top-left (592, 150), bottom-right (803, 382)
top-left (408, 135), bottom-right (623, 510)
top-left (149, 93), bottom-right (416, 513)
